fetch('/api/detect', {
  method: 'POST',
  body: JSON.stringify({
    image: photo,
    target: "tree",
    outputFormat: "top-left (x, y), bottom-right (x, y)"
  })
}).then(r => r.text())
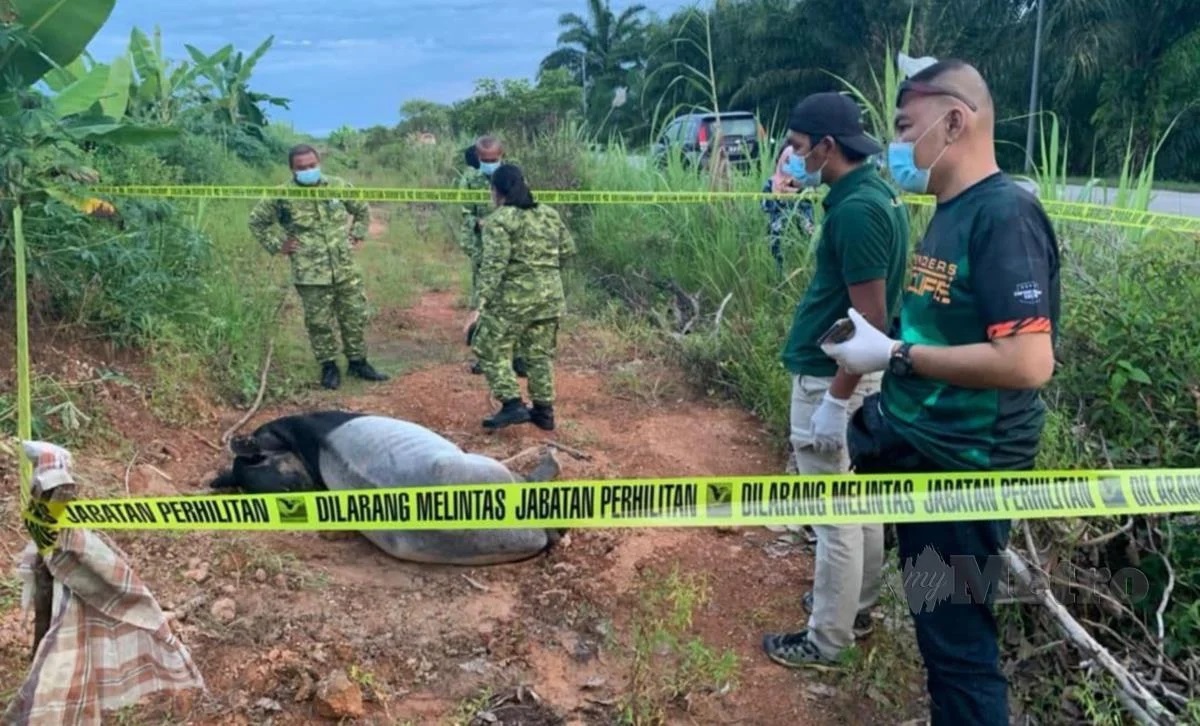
top-left (398, 99), bottom-right (452, 136)
top-left (539, 0), bottom-right (649, 126)
top-left (452, 68), bottom-right (581, 139)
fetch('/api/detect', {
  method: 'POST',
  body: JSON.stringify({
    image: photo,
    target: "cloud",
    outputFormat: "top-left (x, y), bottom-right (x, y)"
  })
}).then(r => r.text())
top-left (87, 0), bottom-right (695, 133)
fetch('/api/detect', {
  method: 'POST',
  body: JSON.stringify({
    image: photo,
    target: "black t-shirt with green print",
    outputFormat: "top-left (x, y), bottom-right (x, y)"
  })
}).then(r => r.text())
top-left (880, 172), bottom-right (1061, 471)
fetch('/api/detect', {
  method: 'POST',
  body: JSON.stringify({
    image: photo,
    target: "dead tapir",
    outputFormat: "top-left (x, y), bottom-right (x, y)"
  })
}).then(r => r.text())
top-left (209, 410), bottom-right (564, 565)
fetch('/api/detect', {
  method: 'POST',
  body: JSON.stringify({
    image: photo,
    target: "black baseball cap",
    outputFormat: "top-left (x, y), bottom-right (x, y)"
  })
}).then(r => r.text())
top-left (787, 92), bottom-right (882, 156)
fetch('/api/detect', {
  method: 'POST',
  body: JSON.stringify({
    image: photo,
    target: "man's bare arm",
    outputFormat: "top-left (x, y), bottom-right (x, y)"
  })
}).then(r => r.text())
top-left (906, 330), bottom-right (1055, 390)
top-left (830, 279), bottom-right (888, 399)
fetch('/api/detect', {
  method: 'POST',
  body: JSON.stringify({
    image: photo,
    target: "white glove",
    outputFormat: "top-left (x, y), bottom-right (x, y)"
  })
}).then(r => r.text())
top-left (810, 391), bottom-right (849, 453)
top-left (820, 307), bottom-right (900, 375)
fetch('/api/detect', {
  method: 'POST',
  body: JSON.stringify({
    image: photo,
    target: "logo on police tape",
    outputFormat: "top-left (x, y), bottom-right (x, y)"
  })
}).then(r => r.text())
top-left (275, 496), bottom-right (308, 524)
top-left (705, 482), bottom-right (733, 518)
top-left (1097, 476), bottom-right (1127, 508)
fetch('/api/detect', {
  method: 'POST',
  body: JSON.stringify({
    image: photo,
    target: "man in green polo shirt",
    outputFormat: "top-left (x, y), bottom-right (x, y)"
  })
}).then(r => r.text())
top-left (762, 92), bottom-right (910, 670)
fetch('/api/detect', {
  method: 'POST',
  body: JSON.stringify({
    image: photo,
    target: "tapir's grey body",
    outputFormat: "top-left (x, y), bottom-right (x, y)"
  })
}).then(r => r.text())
top-left (319, 416), bottom-right (555, 565)
top-left (210, 411), bottom-right (561, 566)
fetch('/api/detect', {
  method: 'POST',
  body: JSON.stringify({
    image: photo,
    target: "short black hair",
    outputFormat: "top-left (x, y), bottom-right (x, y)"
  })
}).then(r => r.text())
top-left (464, 145), bottom-right (480, 169)
top-left (289, 143), bottom-right (319, 168)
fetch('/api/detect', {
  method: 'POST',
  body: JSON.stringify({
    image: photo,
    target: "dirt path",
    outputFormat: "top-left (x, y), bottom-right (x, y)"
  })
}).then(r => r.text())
top-left (0, 208), bottom-right (897, 725)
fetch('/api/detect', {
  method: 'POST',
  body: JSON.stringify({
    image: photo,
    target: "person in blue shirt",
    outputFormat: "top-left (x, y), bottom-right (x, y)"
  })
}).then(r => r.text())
top-left (761, 144), bottom-right (816, 274)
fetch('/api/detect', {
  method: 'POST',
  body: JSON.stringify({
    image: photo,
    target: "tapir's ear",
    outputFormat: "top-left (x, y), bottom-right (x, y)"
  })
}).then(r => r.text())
top-left (229, 435), bottom-right (261, 457)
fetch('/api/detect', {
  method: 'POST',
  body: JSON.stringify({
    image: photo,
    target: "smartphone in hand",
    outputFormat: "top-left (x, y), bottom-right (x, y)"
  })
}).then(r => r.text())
top-left (817, 318), bottom-right (855, 347)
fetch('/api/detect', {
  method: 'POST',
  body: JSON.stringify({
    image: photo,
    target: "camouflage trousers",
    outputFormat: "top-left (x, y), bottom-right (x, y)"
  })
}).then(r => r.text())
top-left (471, 313), bottom-right (559, 404)
top-left (469, 262), bottom-right (528, 360)
top-left (294, 274), bottom-right (369, 364)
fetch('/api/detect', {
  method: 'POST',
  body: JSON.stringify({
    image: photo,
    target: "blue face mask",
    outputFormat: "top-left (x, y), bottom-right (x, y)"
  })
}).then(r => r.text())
top-left (887, 114), bottom-right (951, 194)
top-left (886, 142), bottom-right (928, 193)
top-left (887, 139), bottom-right (955, 194)
top-left (785, 152), bottom-right (823, 188)
top-left (294, 167), bottom-right (322, 186)
top-left (479, 161), bottom-right (500, 176)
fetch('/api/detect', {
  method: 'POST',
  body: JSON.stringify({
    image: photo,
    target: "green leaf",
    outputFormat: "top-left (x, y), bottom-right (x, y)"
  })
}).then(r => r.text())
top-left (1116, 360), bottom-right (1153, 385)
top-left (66, 123), bottom-right (179, 145)
top-left (1110, 371), bottom-right (1127, 396)
top-left (128, 27), bottom-right (162, 96)
top-left (99, 52), bottom-right (132, 119)
top-left (0, 0), bottom-right (118, 91)
top-left (42, 56), bottom-right (89, 92)
top-left (52, 62), bottom-right (110, 117)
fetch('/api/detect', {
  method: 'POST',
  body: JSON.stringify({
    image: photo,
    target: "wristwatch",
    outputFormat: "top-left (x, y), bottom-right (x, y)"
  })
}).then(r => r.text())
top-left (888, 342), bottom-right (914, 377)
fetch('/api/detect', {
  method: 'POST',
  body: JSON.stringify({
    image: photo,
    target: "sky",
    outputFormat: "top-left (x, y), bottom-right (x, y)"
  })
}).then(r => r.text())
top-left (88, 0), bottom-right (699, 136)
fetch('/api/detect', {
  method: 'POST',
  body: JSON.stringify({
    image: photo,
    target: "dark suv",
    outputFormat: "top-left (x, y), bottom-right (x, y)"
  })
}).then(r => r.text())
top-left (650, 111), bottom-right (766, 172)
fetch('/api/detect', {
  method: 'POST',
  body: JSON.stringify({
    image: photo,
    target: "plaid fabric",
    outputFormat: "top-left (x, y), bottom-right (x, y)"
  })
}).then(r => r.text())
top-left (23, 440), bottom-right (74, 494)
top-left (5, 442), bottom-right (205, 725)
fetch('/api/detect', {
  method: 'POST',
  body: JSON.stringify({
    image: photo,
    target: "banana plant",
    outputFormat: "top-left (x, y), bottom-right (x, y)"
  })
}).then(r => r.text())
top-left (128, 25), bottom-right (229, 124)
top-left (41, 51), bottom-right (133, 120)
top-left (186, 36), bottom-right (290, 135)
top-left (0, 0), bottom-right (117, 93)
top-left (0, 1), bottom-right (173, 215)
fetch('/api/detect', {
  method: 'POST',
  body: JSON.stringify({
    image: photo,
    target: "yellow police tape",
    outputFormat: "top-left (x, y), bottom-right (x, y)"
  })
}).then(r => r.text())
top-left (21, 469), bottom-right (1200, 550)
top-left (89, 184), bottom-right (1200, 237)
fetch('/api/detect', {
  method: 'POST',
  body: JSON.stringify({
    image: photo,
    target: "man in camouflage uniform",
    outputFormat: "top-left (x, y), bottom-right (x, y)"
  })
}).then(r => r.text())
top-left (468, 164), bottom-right (576, 431)
top-left (248, 144), bottom-right (389, 390)
top-left (458, 135), bottom-right (527, 378)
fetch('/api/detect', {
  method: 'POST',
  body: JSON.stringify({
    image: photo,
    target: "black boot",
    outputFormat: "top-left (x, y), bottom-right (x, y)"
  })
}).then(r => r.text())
top-left (513, 357), bottom-right (528, 378)
top-left (529, 402), bottom-right (555, 431)
top-left (320, 360), bottom-right (341, 390)
top-left (347, 358), bottom-right (389, 382)
top-left (483, 398), bottom-right (532, 430)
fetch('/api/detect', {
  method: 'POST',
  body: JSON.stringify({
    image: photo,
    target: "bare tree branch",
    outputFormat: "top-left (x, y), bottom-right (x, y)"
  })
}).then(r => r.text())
top-left (1003, 547), bottom-right (1175, 725)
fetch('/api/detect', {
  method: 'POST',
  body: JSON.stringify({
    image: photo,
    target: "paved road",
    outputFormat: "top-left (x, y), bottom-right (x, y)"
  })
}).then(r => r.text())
top-left (617, 153), bottom-right (1200, 217)
top-left (1012, 181), bottom-right (1200, 218)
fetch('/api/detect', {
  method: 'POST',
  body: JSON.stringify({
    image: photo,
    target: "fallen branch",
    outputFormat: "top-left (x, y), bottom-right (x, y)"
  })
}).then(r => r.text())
top-left (123, 448), bottom-right (139, 496)
top-left (501, 446), bottom-right (546, 468)
top-left (711, 292), bottom-right (733, 336)
top-left (186, 430), bottom-right (222, 453)
top-left (1150, 522), bottom-right (1177, 686)
top-left (1077, 517), bottom-right (1135, 549)
top-left (1002, 547), bottom-right (1175, 724)
top-left (461, 574), bottom-right (490, 593)
top-left (220, 337), bottom-right (275, 446)
top-left (545, 441), bottom-right (592, 461)
top-left (220, 291), bottom-right (288, 446)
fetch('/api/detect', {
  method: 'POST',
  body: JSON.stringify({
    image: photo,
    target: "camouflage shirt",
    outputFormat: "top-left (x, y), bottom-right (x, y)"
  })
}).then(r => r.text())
top-left (248, 175), bottom-right (370, 286)
top-left (455, 158), bottom-right (519, 265)
top-left (475, 204), bottom-right (577, 321)
top-left (456, 168), bottom-right (491, 265)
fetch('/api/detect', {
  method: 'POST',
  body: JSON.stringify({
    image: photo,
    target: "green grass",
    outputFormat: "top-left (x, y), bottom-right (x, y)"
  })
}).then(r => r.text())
top-left (618, 566), bottom-right (739, 726)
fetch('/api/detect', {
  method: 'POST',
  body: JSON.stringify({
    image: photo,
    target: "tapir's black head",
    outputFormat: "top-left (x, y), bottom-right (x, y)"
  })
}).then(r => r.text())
top-left (210, 409), bottom-right (366, 495)
top-left (209, 450), bottom-right (316, 494)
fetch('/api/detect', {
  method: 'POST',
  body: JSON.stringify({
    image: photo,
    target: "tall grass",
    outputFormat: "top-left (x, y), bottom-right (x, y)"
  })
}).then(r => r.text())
top-left (578, 147), bottom-right (805, 431)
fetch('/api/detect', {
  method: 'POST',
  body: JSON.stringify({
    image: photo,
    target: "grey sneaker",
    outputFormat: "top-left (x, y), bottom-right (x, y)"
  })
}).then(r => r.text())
top-left (802, 590), bottom-right (875, 638)
top-left (761, 630), bottom-right (842, 671)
